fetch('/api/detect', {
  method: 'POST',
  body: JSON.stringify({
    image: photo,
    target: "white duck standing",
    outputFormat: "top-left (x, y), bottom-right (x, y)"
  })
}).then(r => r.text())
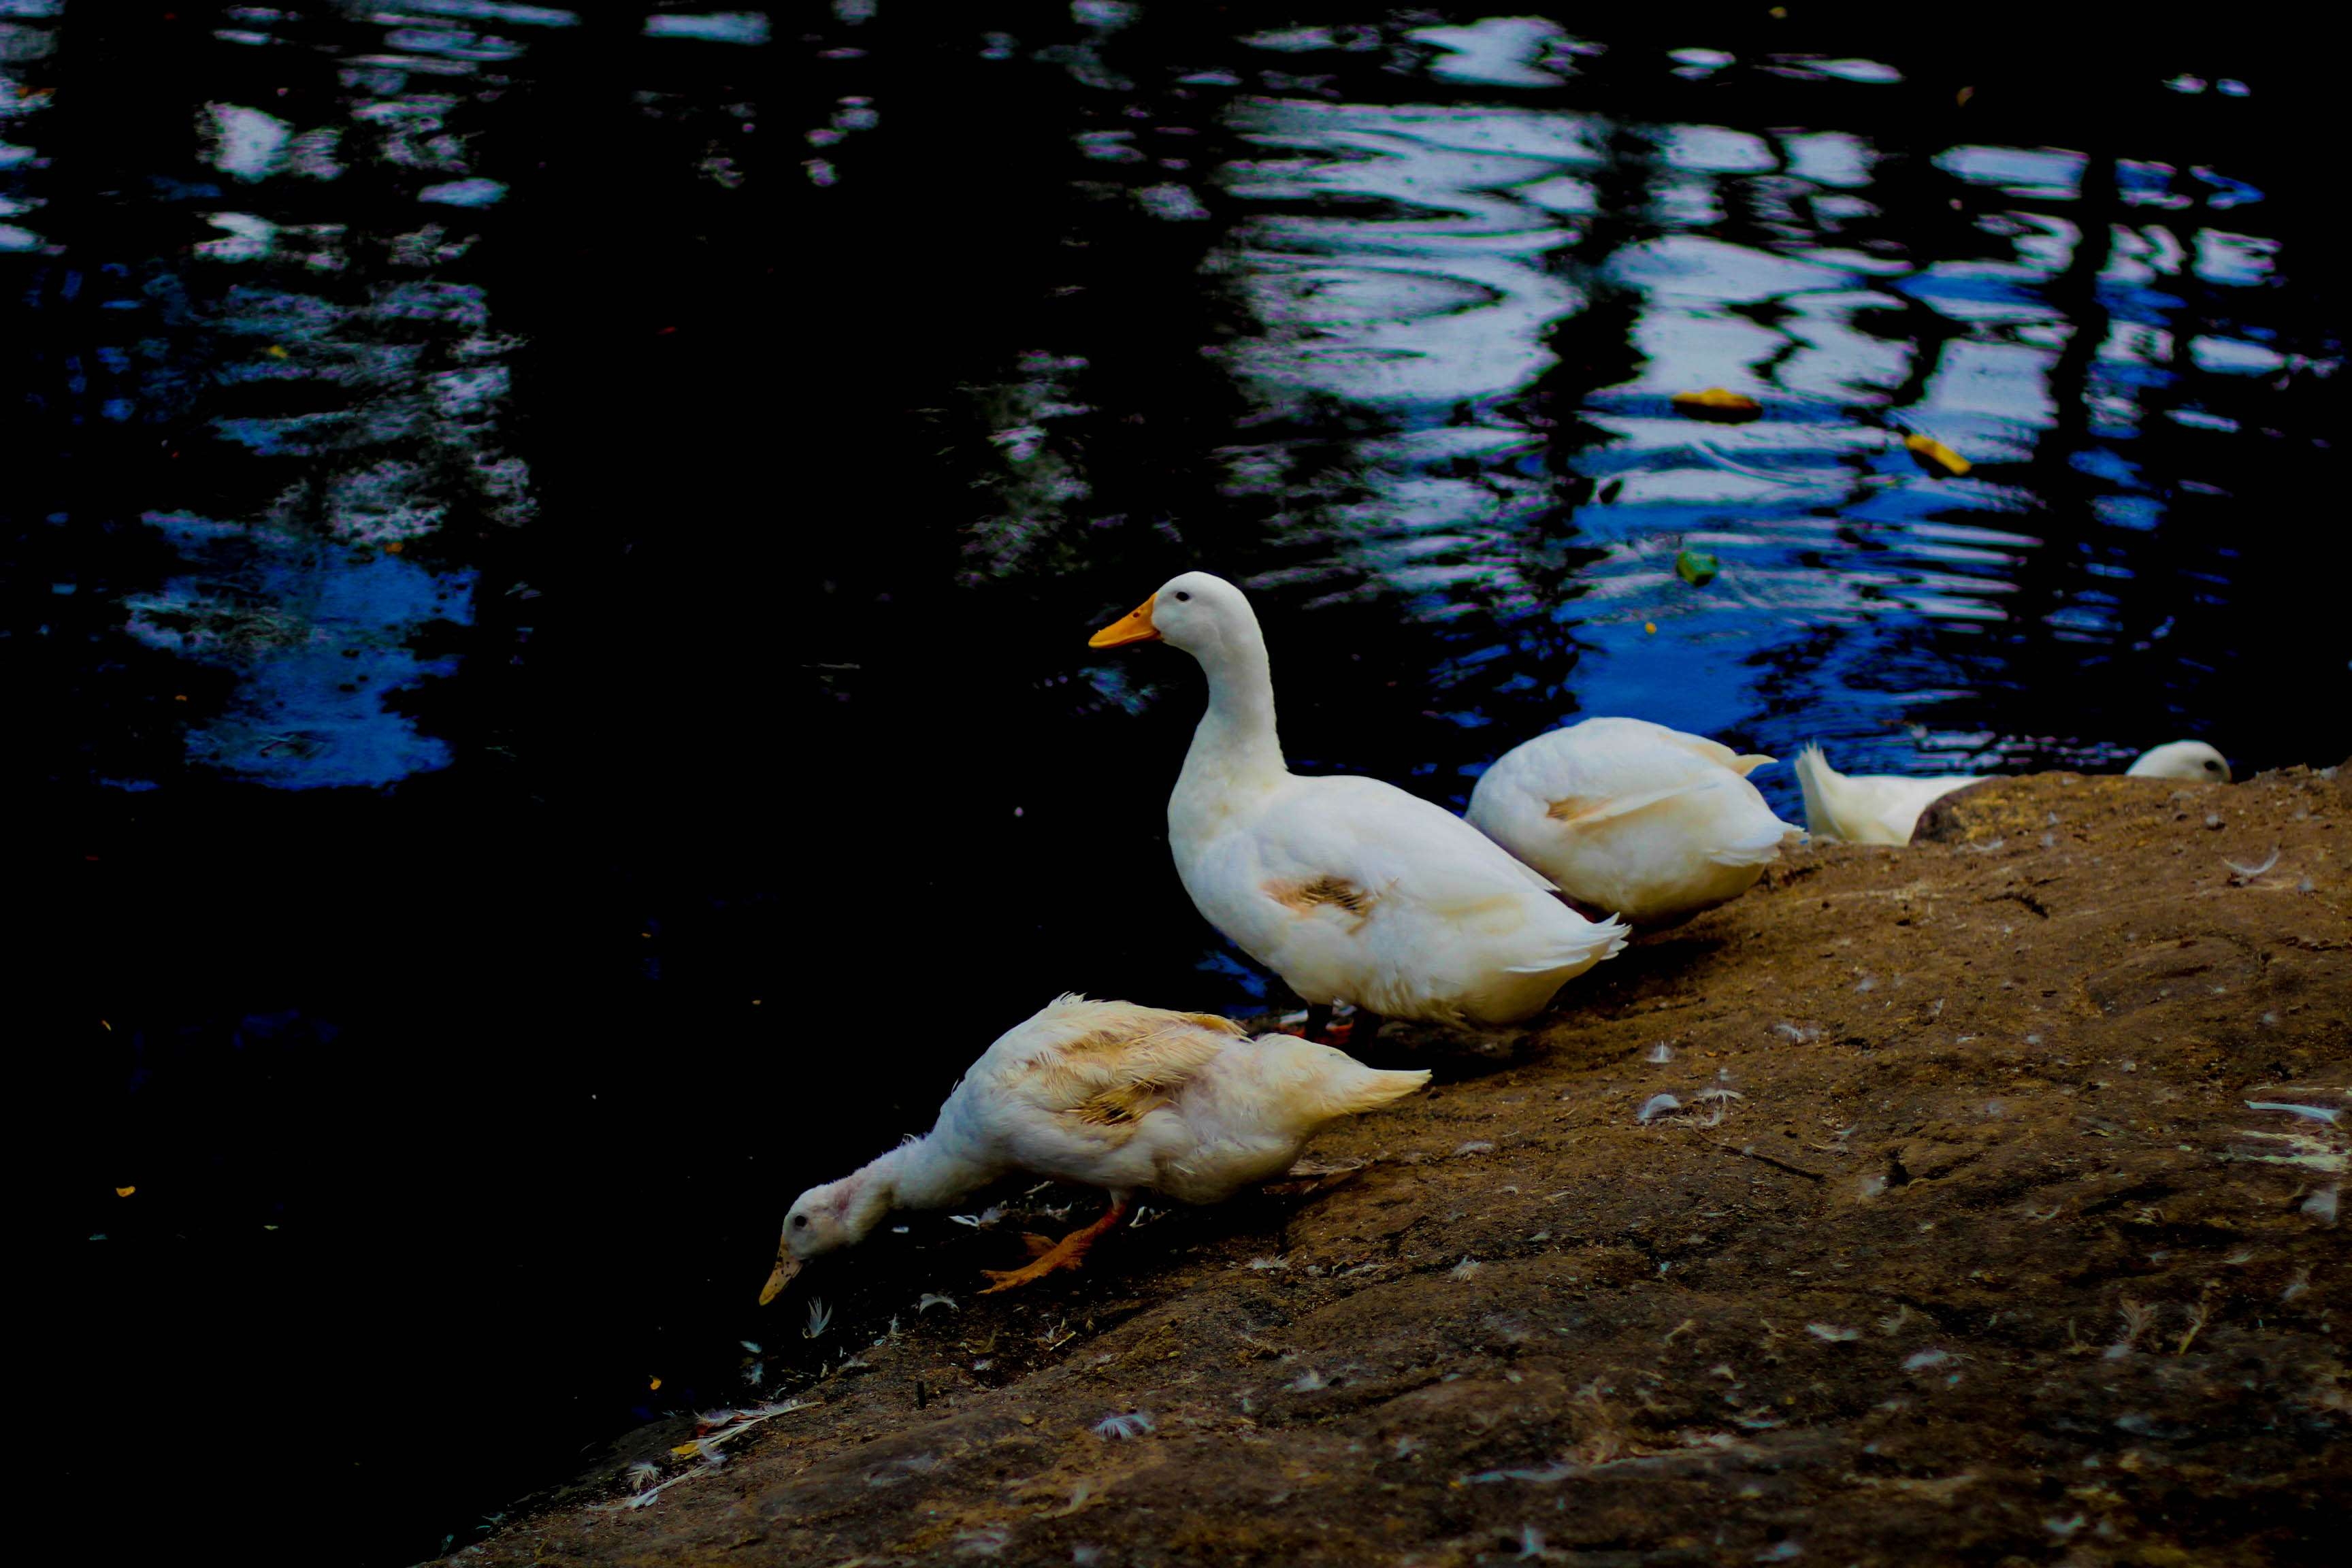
top-left (1795, 739), bottom-right (2230, 845)
top-left (759, 995), bottom-right (1426, 1298)
top-left (1466, 717), bottom-right (1803, 926)
top-left (1088, 572), bottom-right (1627, 1028)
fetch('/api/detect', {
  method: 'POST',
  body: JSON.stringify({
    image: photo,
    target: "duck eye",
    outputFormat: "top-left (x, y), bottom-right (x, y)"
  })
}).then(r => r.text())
top-left (791, 1215), bottom-right (808, 1228)
top-left (1174, 591), bottom-right (1192, 602)
top-left (2205, 760), bottom-right (2221, 771)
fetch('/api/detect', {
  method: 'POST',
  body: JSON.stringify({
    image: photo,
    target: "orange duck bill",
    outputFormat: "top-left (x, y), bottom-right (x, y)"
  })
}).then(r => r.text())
top-left (1088, 595), bottom-right (1161, 649)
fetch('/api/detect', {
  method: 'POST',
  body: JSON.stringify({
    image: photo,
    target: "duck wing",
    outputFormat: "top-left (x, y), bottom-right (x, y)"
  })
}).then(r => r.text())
top-left (996, 996), bottom-right (1243, 1132)
top-left (1253, 774), bottom-right (1562, 913)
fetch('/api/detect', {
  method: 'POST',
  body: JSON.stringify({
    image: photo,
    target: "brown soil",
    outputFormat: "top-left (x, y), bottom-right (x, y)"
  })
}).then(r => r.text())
top-left (450, 766), bottom-right (2349, 1568)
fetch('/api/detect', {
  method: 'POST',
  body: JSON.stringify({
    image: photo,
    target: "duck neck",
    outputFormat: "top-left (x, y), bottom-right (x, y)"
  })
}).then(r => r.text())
top-left (857, 1134), bottom-right (988, 1220)
top-left (1175, 618), bottom-right (1289, 817)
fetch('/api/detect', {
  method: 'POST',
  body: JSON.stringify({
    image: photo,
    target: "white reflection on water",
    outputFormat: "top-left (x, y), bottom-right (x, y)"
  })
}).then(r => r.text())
top-left (1179, 35), bottom-right (2330, 770)
top-left (122, 12), bottom-right (537, 787)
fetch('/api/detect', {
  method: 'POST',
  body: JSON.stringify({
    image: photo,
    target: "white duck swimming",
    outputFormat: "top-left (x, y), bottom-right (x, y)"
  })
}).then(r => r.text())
top-left (1088, 571), bottom-right (1627, 1028)
top-left (1795, 739), bottom-right (2230, 845)
top-left (759, 995), bottom-right (1426, 1298)
top-left (1465, 717), bottom-right (1804, 926)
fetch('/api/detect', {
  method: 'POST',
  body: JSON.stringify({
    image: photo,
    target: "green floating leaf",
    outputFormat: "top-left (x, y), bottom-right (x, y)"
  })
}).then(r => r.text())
top-left (1676, 549), bottom-right (1720, 587)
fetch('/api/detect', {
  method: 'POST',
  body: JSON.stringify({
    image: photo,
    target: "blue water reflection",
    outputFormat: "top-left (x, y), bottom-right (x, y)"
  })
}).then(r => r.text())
top-left (1008, 16), bottom-right (2340, 792)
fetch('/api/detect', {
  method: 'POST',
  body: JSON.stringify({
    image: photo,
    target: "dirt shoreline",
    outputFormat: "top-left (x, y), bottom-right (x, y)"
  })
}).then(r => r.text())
top-left (443, 764), bottom-right (2347, 1568)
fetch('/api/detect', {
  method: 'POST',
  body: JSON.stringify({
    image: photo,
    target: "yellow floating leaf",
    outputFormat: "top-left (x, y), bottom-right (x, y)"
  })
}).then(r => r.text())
top-left (116, 1186), bottom-right (135, 1197)
top-left (1644, 621), bottom-right (1658, 635)
top-left (670, 1440), bottom-right (700, 1456)
top-left (649, 1376), bottom-right (663, 1391)
top-left (1904, 434), bottom-right (1971, 476)
top-left (1670, 387), bottom-right (1763, 423)
top-left (266, 345), bottom-right (289, 359)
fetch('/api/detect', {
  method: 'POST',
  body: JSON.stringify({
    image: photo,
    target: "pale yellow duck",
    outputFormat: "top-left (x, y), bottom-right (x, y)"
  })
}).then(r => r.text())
top-left (760, 995), bottom-right (1426, 1298)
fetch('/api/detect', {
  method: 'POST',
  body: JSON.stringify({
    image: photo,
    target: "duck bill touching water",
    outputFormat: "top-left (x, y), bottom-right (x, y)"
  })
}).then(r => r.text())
top-left (759, 996), bottom-right (1427, 1301)
top-left (1794, 739), bottom-right (2230, 845)
top-left (1088, 572), bottom-right (1627, 1031)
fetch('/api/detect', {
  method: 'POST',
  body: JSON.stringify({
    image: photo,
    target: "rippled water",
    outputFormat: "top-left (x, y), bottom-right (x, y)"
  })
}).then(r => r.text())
top-left (13, 4), bottom-right (2339, 1558)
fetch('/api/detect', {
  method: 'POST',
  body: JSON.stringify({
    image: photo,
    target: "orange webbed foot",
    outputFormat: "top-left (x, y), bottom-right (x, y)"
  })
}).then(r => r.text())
top-left (977, 1203), bottom-right (1127, 1294)
top-left (979, 1232), bottom-right (1094, 1293)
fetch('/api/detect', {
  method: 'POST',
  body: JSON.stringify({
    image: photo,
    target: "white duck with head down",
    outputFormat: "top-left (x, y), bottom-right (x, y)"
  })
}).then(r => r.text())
top-left (759, 995), bottom-right (1426, 1301)
top-left (1795, 738), bottom-right (2232, 845)
top-left (1088, 571), bottom-right (1627, 1026)
top-left (2124, 740), bottom-right (2231, 783)
top-left (1467, 716), bottom-right (1805, 927)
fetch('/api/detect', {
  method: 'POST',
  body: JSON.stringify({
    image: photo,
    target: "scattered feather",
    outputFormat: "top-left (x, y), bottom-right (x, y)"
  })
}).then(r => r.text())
top-left (918, 1293), bottom-right (958, 1313)
top-left (625, 1460), bottom-right (661, 1492)
top-left (1450, 1257), bottom-right (1483, 1281)
top-left (1247, 1256), bottom-right (1289, 1271)
top-left (1288, 1367), bottom-right (1329, 1392)
top-left (1806, 1322), bottom-right (1861, 1343)
top-left (2281, 1265), bottom-right (2312, 1302)
top-left (803, 1298), bottom-right (834, 1339)
top-left (2303, 1184), bottom-right (2340, 1225)
top-left (2247, 1101), bottom-right (2344, 1126)
top-left (949, 1205), bottom-right (1007, 1229)
top-left (2108, 1297), bottom-right (2155, 1356)
top-left (738, 1339), bottom-right (762, 1354)
top-left (1092, 1410), bottom-right (1154, 1439)
top-left (1903, 1348), bottom-right (1950, 1371)
top-left (1647, 1043), bottom-right (1673, 1063)
top-left (1637, 1092), bottom-right (1682, 1125)
top-left (1041, 1477), bottom-right (1100, 1518)
top-left (1452, 1140), bottom-right (1497, 1156)
top-left (2223, 847), bottom-right (2281, 882)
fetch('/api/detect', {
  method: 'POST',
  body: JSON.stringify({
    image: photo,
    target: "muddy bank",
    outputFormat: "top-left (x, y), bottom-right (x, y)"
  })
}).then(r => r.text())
top-left (447, 765), bottom-right (2347, 1567)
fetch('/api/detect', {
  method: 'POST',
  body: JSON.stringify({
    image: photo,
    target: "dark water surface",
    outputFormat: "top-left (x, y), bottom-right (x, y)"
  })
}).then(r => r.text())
top-left (11, 3), bottom-right (2341, 1557)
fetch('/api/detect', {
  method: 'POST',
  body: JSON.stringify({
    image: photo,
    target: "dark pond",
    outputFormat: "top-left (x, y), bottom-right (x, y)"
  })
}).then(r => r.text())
top-left (12, 3), bottom-right (2340, 1558)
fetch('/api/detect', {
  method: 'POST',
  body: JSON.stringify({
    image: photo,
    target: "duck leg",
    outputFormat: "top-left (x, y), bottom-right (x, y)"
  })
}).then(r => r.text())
top-left (979, 1198), bottom-right (1129, 1293)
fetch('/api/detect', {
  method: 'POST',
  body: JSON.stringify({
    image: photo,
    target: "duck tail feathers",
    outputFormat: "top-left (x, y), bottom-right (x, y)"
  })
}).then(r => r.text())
top-left (1316, 1063), bottom-right (1432, 1118)
top-left (1705, 814), bottom-right (1808, 868)
top-left (1791, 742), bottom-right (1840, 840)
top-left (1503, 913), bottom-right (1629, 974)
